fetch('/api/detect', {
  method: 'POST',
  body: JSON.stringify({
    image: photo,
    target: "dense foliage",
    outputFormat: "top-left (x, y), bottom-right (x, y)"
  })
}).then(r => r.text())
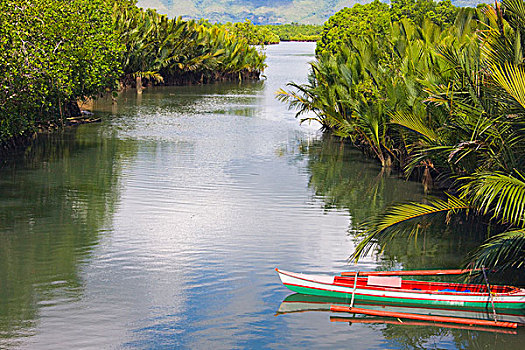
top-left (0, 0), bottom-right (267, 145)
top-left (317, 0), bottom-right (392, 55)
top-left (115, 7), bottom-right (266, 89)
top-left (225, 22), bottom-right (323, 44)
top-left (0, 0), bottom-right (123, 143)
top-left (260, 24), bottom-right (322, 41)
top-left (317, 0), bottom-right (458, 54)
top-left (225, 20), bottom-right (280, 45)
top-left (280, 0), bottom-right (525, 273)
top-left (390, 0), bottom-right (458, 24)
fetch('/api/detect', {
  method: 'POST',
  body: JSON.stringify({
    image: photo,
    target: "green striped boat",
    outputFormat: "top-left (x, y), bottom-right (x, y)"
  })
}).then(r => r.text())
top-left (276, 268), bottom-right (525, 311)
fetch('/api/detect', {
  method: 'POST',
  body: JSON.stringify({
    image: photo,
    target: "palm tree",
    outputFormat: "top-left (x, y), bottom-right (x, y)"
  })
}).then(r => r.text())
top-left (113, 5), bottom-right (266, 90)
top-left (352, 0), bottom-right (525, 272)
top-left (279, 0), bottom-right (524, 272)
top-left (278, 40), bottom-right (396, 167)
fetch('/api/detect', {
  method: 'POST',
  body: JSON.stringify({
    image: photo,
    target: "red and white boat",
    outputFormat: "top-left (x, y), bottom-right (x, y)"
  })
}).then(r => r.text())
top-left (276, 268), bottom-right (525, 311)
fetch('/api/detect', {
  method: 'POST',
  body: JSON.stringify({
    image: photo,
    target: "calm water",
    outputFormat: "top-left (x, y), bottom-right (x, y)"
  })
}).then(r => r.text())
top-left (0, 42), bottom-right (523, 349)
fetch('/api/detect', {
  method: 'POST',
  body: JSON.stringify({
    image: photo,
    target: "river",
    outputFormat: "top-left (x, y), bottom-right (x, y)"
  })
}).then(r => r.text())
top-left (0, 42), bottom-right (523, 349)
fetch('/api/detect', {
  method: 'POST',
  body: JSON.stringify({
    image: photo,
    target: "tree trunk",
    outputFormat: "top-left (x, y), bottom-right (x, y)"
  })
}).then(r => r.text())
top-left (64, 100), bottom-right (81, 118)
top-left (422, 166), bottom-right (433, 194)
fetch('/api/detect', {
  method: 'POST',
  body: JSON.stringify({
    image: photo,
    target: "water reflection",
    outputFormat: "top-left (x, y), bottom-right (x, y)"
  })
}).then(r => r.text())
top-left (278, 294), bottom-right (525, 323)
top-left (302, 134), bottom-right (424, 219)
top-left (301, 134), bottom-right (489, 271)
top-left (0, 127), bottom-right (136, 347)
top-left (278, 294), bottom-right (524, 347)
top-left (94, 81), bottom-right (265, 118)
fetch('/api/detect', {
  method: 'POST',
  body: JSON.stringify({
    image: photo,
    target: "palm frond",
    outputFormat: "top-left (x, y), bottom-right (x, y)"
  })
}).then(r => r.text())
top-left (133, 71), bottom-right (164, 83)
top-left (491, 62), bottom-right (525, 111)
top-left (351, 195), bottom-right (470, 261)
top-left (502, 0), bottom-right (525, 33)
top-left (459, 171), bottom-right (525, 227)
top-left (390, 110), bottom-right (440, 142)
top-left (467, 229), bottom-right (525, 271)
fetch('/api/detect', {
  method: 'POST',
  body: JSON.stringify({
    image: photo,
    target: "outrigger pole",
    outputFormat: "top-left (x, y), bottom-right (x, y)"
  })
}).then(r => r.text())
top-left (341, 269), bottom-right (477, 277)
top-left (329, 316), bottom-right (518, 334)
top-left (350, 271), bottom-right (358, 308)
top-left (329, 305), bottom-right (518, 329)
top-left (482, 265), bottom-right (498, 323)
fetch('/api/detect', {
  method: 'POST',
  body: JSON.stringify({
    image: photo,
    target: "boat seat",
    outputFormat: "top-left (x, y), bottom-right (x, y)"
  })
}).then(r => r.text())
top-left (367, 276), bottom-right (402, 288)
top-left (439, 288), bottom-right (471, 293)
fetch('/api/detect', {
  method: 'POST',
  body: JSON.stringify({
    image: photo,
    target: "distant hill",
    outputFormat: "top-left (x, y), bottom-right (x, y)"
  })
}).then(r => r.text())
top-left (137, 0), bottom-right (487, 25)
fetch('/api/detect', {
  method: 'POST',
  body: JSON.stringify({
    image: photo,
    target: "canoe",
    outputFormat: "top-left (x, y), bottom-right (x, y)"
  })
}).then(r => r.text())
top-left (276, 268), bottom-right (525, 311)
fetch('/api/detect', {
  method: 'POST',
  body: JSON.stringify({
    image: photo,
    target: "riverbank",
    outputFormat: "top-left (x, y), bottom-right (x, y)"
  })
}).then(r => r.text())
top-left (0, 112), bottom-right (101, 162)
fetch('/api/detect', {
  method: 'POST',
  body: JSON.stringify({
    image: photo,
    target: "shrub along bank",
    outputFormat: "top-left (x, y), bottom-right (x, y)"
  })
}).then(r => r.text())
top-left (0, 0), bottom-right (267, 146)
top-left (0, 0), bottom-right (122, 145)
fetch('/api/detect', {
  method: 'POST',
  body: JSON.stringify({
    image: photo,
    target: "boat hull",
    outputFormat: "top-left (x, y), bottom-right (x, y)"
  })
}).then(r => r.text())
top-left (276, 269), bottom-right (525, 311)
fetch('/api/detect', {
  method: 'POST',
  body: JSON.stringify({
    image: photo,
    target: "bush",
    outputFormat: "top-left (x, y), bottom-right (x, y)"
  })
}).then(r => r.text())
top-left (0, 0), bottom-right (123, 142)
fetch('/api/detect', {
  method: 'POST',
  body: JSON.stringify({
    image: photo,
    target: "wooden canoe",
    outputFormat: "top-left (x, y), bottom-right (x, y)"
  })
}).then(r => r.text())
top-left (276, 268), bottom-right (525, 311)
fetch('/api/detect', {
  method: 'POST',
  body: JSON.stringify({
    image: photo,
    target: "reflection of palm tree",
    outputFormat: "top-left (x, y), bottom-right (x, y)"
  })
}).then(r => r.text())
top-left (303, 135), bottom-right (425, 222)
top-left (302, 135), bottom-right (488, 270)
top-left (303, 135), bottom-right (482, 269)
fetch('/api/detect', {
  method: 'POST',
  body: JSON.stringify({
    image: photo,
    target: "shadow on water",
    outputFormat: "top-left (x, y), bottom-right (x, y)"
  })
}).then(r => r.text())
top-left (0, 126), bottom-right (137, 347)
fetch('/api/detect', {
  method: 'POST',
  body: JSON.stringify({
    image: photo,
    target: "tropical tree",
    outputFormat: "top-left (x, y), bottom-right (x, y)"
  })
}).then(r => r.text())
top-left (226, 20), bottom-right (280, 45)
top-left (351, 0), bottom-right (525, 273)
top-left (113, 6), bottom-right (267, 91)
top-left (260, 23), bottom-right (322, 42)
top-left (317, 0), bottom-right (392, 55)
top-left (0, 0), bottom-right (123, 142)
